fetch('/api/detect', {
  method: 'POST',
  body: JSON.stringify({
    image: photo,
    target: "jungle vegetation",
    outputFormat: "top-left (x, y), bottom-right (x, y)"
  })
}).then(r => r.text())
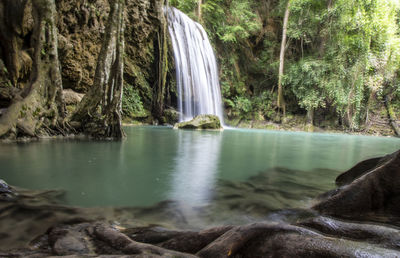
top-left (169, 0), bottom-right (400, 131)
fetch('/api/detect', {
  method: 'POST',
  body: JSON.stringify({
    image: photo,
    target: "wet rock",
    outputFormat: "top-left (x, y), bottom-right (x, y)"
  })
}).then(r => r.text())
top-left (336, 156), bottom-right (382, 186)
top-left (162, 108), bottom-right (180, 124)
top-left (235, 229), bottom-right (400, 257)
top-left (16, 119), bottom-right (36, 137)
top-left (49, 224), bottom-right (91, 255)
top-left (0, 179), bottom-right (17, 201)
top-left (173, 114), bottom-right (222, 130)
top-left (314, 149), bottom-right (400, 223)
top-left (299, 216), bottom-right (400, 251)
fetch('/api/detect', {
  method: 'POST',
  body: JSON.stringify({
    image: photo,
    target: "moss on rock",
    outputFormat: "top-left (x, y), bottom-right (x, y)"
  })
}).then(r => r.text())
top-left (173, 114), bottom-right (222, 130)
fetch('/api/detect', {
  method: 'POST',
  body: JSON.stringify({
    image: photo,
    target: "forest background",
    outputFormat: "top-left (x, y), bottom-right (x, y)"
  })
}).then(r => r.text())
top-left (138, 0), bottom-right (400, 134)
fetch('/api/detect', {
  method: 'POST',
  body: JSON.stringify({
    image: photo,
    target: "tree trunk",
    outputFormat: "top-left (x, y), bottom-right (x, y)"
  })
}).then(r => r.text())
top-left (197, 0), bottom-right (202, 22)
top-left (152, 0), bottom-right (169, 121)
top-left (385, 95), bottom-right (400, 136)
top-left (306, 108), bottom-right (314, 125)
top-left (0, 0), bottom-right (28, 87)
top-left (277, 0), bottom-right (290, 117)
top-left (0, 0), bottom-right (66, 139)
top-left (318, 0), bottom-right (333, 57)
top-left (70, 0), bottom-right (126, 139)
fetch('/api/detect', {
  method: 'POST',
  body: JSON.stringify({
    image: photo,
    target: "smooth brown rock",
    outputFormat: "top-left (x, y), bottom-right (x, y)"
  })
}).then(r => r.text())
top-left (314, 150), bottom-right (400, 222)
top-left (335, 156), bottom-right (381, 186)
top-left (63, 89), bottom-right (84, 105)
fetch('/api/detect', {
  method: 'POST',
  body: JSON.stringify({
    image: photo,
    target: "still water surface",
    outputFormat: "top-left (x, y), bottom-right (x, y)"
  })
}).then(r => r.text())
top-left (0, 126), bottom-right (399, 210)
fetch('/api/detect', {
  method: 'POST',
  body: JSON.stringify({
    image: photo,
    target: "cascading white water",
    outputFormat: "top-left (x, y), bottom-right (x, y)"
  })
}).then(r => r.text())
top-left (166, 7), bottom-right (224, 123)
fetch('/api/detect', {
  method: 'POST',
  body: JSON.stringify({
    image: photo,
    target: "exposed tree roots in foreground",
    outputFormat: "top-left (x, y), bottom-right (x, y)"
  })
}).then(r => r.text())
top-left (1, 150), bottom-right (400, 257)
top-left (3, 217), bottom-right (400, 257)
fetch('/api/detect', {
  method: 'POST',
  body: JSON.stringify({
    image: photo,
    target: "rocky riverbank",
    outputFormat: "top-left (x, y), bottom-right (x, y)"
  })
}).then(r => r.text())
top-left (226, 104), bottom-right (399, 137)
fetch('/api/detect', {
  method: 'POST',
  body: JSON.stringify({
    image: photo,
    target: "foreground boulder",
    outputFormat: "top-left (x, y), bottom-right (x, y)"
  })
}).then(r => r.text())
top-left (335, 151), bottom-right (398, 186)
top-left (314, 150), bottom-right (400, 223)
top-left (173, 114), bottom-right (222, 130)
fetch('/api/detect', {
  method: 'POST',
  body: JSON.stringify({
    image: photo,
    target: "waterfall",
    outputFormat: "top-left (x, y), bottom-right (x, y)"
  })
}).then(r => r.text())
top-left (166, 7), bottom-right (224, 123)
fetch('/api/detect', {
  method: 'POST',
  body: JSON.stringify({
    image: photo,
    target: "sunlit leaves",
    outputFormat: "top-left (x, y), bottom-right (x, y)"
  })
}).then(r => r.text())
top-left (285, 0), bottom-right (400, 127)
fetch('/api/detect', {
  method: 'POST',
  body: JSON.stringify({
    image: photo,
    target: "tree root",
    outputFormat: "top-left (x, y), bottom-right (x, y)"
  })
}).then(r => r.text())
top-left (299, 216), bottom-right (400, 250)
top-left (9, 219), bottom-right (399, 257)
top-left (93, 224), bottom-right (197, 257)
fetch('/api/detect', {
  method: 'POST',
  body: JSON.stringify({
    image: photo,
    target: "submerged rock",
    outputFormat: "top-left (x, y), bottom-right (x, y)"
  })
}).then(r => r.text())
top-left (173, 114), bottom-right (222, 130)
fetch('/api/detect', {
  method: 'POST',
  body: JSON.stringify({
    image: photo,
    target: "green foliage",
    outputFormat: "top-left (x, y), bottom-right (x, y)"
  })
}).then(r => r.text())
top-left (232, 96), bottom-right (252, 117)
top-left (169, 0), bottom-right (196, 13)
top-left (287, 0), bottom-right (325, 44)
top-left (169, 0), bottom-right (197, 19)
top-left (219, 1), bottom-right (259, 42)
top-left (284, 59), bottom-right (327, 111)
top-left (283, 0), bottom-right (400, 128)
top-left (122, 84), bottom-right (146, 118)
top-left (33, 107), bottom-right (41, 117)
top-left (252, 92), bottom-right (275, 119)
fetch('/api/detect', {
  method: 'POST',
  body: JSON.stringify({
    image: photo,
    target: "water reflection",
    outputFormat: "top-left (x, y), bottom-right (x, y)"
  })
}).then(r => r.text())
top-left (169, 130), bottom-right (222, 208)
top-left (0, 127), bottom-right (399, 210)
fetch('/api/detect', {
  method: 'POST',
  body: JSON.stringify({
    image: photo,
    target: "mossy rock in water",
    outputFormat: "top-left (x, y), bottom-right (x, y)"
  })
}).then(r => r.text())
top-left (162, 108), bottom-right (180, 125)
top-left (173, 114), bottom-right (222, 130)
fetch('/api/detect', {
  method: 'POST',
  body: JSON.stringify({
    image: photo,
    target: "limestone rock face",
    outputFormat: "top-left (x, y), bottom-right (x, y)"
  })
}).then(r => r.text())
top-left (56, 0), bottom-right (165, 110)
top-left (173, 114), bottom-right (222, 130)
